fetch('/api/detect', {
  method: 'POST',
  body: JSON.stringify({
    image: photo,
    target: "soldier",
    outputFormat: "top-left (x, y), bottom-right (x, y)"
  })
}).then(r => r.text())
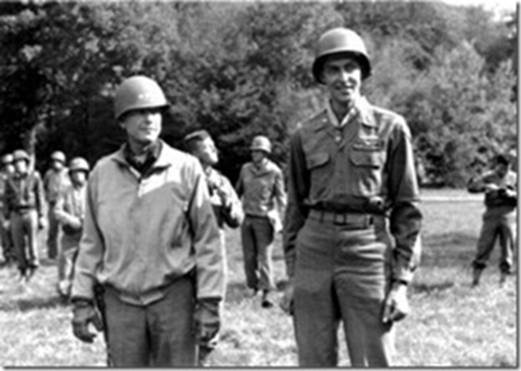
top-left (184, 129), bottom-right (243, 365)
top-left (0, 153), bottom-right (15, 265)
top-left (43, 150), bottom-right (70, 259)
top-left (235, 135), bottom-right (286, 308)
top-left (70, 76), bottom-right (225, 367)
top-left (4, 149), bottom-right (46, 282)
top-left (468, 153), bottom-right (517, 286)
top-left (280, 28), bottom-right (422, 366)
top-left (54, 157), bottom-right (90, 299)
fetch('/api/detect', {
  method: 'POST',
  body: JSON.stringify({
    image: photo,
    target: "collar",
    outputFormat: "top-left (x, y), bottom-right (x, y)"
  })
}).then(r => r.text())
top-left (113, 140), bottom-right (169, 174)
top-left (326, 97), bottom-right (358, 128)
top-left (123, 140), bottom-right (162, 164)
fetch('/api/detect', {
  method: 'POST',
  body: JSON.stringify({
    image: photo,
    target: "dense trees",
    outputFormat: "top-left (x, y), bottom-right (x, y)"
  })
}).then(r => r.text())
top-left (0, 1), bottom-right (516, 186)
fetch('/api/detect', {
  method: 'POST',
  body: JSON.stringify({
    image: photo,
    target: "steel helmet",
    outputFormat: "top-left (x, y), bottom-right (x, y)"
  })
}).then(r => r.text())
top-left (250, 135), bottom-right (272, 154)
top-left (114, 75), bottom-right (169, 120)
top-left (312, 27), bottom-right (371, 83)
top-left (68, 157), bottom-right (90, 173)
top-left (13, 149), bottom-right (30, 163)
top-left (1, 153), bottom-right (13, 165)
top-left (50, 150), bottom-right (66, 163)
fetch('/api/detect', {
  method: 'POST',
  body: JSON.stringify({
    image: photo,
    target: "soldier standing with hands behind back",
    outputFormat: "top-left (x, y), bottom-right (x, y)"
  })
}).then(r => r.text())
top-left (281, 28), bottom-right (422, 367)
top-left (70, 76), bottom-right (225, 366)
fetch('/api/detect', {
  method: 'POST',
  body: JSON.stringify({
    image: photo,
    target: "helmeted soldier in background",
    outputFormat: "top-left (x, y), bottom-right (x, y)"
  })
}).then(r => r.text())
top-left (43, 150), bottom-right (70, 259)
top-left (4, 149), bottom-right (46, 282)
top-left (184, 129), bottom-right (243, 365)
top-left (235, 135), bottom-right (286, 308)
top-left (0, 153), bottom-right (15, 265)
top-left (281, 28), bottom-right (422, 366)
top-left (54, 157), bottom-right (90, 299)
top-left (71, 76), bottom-right (225, 367)
top-left (468, 153), bottom-right (517, 286)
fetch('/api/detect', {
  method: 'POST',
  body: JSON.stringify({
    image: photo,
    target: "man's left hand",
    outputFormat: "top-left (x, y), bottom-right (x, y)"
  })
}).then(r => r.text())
top-left (194, 298), bottom-right (221, 349)
top-left (382, 282), bottom-right (410, 324)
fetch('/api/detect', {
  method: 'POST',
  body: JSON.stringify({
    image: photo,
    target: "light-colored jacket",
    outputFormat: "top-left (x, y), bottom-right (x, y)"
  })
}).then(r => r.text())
top-left (54, 182), bottom-right (86, 248)
top-left (235, 159), bottom-right (286, 221)
top-left (43, 167), bottom-right (70, 203)
top-left (72, 141), bottom-right (224, 306)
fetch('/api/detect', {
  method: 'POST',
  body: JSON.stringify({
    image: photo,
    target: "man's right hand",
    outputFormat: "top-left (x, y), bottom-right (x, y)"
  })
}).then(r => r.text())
top-left (71, 298), bottom-right (103, 343)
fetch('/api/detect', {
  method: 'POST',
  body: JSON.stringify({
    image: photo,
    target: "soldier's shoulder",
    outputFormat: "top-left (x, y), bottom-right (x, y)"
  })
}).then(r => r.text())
top-left (365, 102), bottom-right (406, 127)
top-left (295, 109), bottom-right (328, 133)
top-left (161, 142), bottom-right (200, 166)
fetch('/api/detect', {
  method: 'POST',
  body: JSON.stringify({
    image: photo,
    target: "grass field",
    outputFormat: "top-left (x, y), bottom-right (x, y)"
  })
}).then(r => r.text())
top-left (0, 188), bottom-right (517, 367)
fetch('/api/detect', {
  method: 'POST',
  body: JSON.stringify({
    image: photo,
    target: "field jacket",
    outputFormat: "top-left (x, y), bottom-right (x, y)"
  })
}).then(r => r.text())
top-left (284, 97), bottom-right (422, 283)
top-left (71, 140), bottom-right (224, 305)
top-left (4, 170), bottom-right (45, 218)
top-left (44, 167), bottom-right (70, 204)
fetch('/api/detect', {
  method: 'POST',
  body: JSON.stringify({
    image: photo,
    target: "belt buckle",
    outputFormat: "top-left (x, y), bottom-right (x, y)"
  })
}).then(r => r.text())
top-left (333, 212), bottom-right (347, 225)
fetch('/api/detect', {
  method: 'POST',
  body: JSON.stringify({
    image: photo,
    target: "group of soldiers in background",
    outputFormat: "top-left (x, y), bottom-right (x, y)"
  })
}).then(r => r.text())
top-left (0, 149), bottom-right (91, 297)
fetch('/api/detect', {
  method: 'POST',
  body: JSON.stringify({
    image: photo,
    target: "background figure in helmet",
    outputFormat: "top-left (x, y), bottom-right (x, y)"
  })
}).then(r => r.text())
top-left (43, 150), bottom-right (70, 260)
top-left (184, 129), bottom-right (243, 365)
top-left (54, 157), bottom-right (90, 299)
top-left (281, 28), bottom-right (422, 366)
top-left (235, 135), bottom-right (286, 308)
top-left (467, 153), bottom-right (517, 286)
top-left (0, 153), bottom-right (15, 266)
top-left (4, 149), bottom-right (46, 282)
top-left (70, 76), bottom-right (225, 367)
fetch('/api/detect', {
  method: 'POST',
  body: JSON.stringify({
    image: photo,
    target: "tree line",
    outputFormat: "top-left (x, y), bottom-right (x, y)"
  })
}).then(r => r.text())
top-left (0, 1), bottom-right (516, 187)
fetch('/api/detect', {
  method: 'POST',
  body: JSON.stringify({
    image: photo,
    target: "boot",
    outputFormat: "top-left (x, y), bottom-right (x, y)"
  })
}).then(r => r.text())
top-left (499, 271), bottom-right (509, 286)
top-left (472, 267), bottom-right (482, 286)
top-left (261, 290), bottom-right (274, 308)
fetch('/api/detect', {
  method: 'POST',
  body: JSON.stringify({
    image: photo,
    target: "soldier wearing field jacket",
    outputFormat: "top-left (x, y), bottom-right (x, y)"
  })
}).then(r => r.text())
top-left (468, 153), bottom-right (517, 286)
top-left (280, 28), bottom-right (422, 367)
top-left (70, 76), bottom-right (225, 367)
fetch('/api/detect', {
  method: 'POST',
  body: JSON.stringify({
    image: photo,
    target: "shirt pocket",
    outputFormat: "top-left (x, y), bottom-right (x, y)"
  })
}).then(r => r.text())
top-left (306, 152), bottom-right (331, 197)
top-left (349, 143), bottom-right (385, 196)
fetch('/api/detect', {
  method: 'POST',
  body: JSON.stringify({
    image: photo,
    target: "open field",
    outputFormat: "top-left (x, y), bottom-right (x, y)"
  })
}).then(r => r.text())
top-left (0, 188), bottom-right (517, 367)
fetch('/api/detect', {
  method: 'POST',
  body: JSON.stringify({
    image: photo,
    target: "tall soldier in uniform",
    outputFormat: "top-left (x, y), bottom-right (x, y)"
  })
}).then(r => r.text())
top-left (43, 150), bottom-right (70, 259)
top-left (5, 150), bottom-right (46, 281)
top-left (0, 153), bottom-right (15, 265)
top-left (468, 153), bottom-right (517, 286)
top-left (280, 28), bottom-right (422, 366)
top-left (70, 76), bottom-right (225, 366)
top-left (184, 129), bottom-right (243, 365)
top-left (236, 136), bottom-right (286, 308)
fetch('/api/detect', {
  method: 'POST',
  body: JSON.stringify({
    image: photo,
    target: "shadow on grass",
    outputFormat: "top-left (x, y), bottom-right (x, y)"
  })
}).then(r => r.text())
top-left (410, 280), bottom-right (455, 294)
top-left (225, 279), bottom-right (289, 304)
top-left (421, 232), bottom-right (476, 268)
top-left (0, 293), bottom-right (66, 312)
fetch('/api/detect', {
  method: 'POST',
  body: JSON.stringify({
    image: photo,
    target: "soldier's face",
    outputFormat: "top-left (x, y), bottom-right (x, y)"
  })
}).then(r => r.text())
top-left (51, 159), bottom-right (64, 170)
top-left (251, 150), bottom-right (266, 164)
top-left (4, 164), bottom-right (14, 174)
top-left (194, 137), bottom-right (219, 166)
top-left (14, 160), bottom-right (27, 174)
top-left (496, 163), bottom-right (509, 178)
top-left (120, 107), bottom-right (162, 145)
top-left (321, 55), bottom-right (362, 105)
top-left (70, 170), bottom-right (87, 186)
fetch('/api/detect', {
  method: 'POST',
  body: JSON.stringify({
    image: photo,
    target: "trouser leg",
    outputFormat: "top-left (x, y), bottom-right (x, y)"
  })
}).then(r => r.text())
top-left (241, 217), bottom-right (258, 290)
top-left (293, 219), bottom-right (339, 366)
top-left (498, 215), bottom-right (516, 274)
top-left (472, 217), bottom-right (498, 270)
top-left (103, 288), bottom-right (149, 366)
top-left (251, 216), bottom-right (275, 291)
top-left (47, 203), bottom-right (59, 259)
top-left (25, 210), bottom-right (39, 268)
top-left (10, 212), bottom-right (27, 273)
top-left (148, 276), bottom-right (196, 366)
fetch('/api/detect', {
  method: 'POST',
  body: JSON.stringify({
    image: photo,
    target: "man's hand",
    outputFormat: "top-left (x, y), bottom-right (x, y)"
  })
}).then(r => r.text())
top-left (382, 282), bottom-right (410, 324)
top-left (71, 299), bottom-right (103, 343)
top-left (279, 281), bottom-right (294, 315)
top-left (194, 298), bottom-right (221, 350)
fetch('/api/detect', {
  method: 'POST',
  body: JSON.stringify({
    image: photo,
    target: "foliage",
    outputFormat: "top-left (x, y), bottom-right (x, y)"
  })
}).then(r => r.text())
top-left (0, 1), bottom-right (516, 184)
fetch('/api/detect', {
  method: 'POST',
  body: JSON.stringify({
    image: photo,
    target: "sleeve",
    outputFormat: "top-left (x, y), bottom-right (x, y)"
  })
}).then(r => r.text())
top-left (71, 168), bottom-right (104, 301)
top-left (34, 172), bottom-right (45, 218)
top-left (220, 175), bottom-right (244, 229)
top-left (235, 166), bottom-right (244, 197)
top-left (187, 160), bottom-right (226, 300)
top-left (4, 178), bottom-right (13, 218)
top-left (467, 172), bottom-right (494, 193)
top-left (282, 132), bottom-right (309, 278)
top-left (54, 189), bottom-right (81, 229)
top-left (273, 166), bottom-right (287, 216)
top-left (387, 119), bottom-right (423, 284)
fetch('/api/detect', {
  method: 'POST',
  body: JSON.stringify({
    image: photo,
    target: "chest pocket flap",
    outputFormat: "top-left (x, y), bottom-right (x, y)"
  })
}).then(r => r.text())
top-left (350, 143), bottom-right (384, 169)
top-left (306, 152), bottom-right (329, 170)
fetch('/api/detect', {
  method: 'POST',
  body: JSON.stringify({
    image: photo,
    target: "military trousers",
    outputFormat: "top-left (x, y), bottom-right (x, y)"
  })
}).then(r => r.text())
top-left (57, 232), bottom-right (80, 296)
top-left (472, 210), bottom-right (516, 273)
top-left (46, 201), bottom-right (60, 259)
top-left (240, 215), bottom-right (275, 291)
top-left (0, 212), bottom-right (14, 263)
top-left (293, 214), bottom-right (395, 367)
top-left (10, 209), bottom-right (39, 272)
top-left (103, 275), bottom-right (196, 367)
